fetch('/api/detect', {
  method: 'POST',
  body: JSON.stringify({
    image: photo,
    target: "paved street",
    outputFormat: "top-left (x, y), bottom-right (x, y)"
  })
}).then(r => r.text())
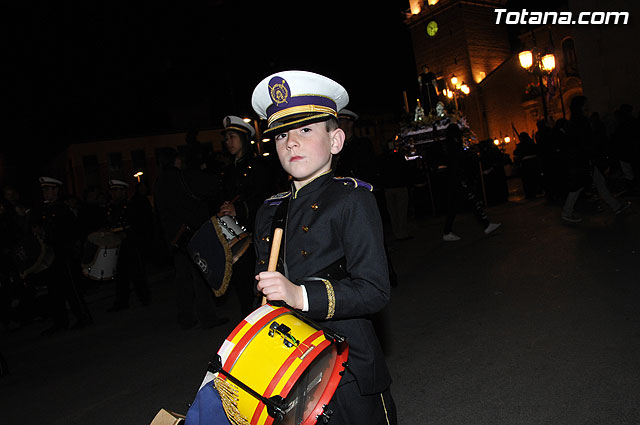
top-left (1, 189), bottom-right (639, 425)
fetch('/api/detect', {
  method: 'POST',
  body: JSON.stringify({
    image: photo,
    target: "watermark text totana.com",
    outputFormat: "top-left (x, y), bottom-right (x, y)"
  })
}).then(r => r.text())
top-left (494, 8), bottom-right (629, 25)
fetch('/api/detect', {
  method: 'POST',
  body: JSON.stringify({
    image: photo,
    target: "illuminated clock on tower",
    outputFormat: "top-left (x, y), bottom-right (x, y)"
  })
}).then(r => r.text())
top-left (426, 20), bottom-right (438, 36)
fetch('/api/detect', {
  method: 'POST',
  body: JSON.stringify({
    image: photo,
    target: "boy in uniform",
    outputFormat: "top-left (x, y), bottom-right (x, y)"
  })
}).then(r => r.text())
top-left (251, 70), bottom-right (397, 425)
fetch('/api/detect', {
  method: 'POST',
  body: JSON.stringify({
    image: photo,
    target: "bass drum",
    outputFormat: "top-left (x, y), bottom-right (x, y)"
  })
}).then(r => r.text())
top-left (81, 231), bottom-right (123, 281)
top-left (215, 304), bottom-right (348, 425)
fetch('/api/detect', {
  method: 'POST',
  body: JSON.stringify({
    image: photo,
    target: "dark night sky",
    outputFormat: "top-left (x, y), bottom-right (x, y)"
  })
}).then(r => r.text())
top-left (6, 1), bottom-right (416, 163)
top-left (4, 0), bottom-right (559, 181)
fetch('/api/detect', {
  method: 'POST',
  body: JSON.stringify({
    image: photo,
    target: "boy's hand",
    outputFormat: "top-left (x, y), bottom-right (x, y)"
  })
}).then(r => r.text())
top-left (255, 271), bottom-right (303, 310)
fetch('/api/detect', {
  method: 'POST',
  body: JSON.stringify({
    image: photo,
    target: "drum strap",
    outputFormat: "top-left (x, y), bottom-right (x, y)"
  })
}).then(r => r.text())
top-left (269, 195), bottom-right (348, 282)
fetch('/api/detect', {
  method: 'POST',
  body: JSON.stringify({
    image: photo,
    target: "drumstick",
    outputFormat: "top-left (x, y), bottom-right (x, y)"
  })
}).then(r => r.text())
top-left (261, 227), bottom-right (284, 306)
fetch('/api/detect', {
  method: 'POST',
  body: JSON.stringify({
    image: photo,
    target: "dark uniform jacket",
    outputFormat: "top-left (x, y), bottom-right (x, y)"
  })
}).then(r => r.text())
top-left (221, 154), bottom-right (273, 233)
top-left (253, 171), bottom-right (392, 395)
top-left (28, 200), bottom-right (77, 261)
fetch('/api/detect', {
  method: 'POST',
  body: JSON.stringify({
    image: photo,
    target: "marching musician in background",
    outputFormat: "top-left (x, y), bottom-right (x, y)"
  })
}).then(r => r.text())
top-left (441, 124), bottom-right (502, 241)
top-left (252, 70), bottom-right (397, 425)
top-left (218, 116), bottom-right (274, 317)
top-left (27, 177), bottom-right (92, 334)
top-left (153, 148), bottom-right (228, 330)
top-left (105, 179), bottom-right (151, 312)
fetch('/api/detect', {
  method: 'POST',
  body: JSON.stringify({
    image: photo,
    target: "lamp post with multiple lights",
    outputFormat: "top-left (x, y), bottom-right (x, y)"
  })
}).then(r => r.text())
top-left (518, 49), bottom-right (556, 123)
top-left (442, 74), bottom-right (470, 112)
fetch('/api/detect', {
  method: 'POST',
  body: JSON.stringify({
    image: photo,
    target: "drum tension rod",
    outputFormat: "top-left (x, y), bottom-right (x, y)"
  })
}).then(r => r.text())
top-left (209, 355), bottom-right (286, 421)
top-left (317, 404), bottom-right (334, 424)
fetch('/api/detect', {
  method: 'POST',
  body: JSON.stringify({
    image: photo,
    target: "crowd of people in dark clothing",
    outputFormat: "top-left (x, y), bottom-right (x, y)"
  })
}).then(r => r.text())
top-left (1, 99), bottom-right (637, 336)
top-left (512, 98), bottom-right (636, 222)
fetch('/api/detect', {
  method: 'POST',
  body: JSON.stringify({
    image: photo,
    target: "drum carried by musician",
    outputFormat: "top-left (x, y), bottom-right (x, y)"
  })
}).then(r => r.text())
top-left (167, 71), bottom-right (396, 425)
top-left (81, 230), bottom-right (123, 281)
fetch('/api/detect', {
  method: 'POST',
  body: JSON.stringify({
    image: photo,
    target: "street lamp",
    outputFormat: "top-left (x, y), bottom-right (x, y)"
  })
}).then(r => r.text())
top-left (519, 49), bottom-right (556, 122)
top-left (445, 75), bottom-right (470, 111)
top-left (493, 136), bottom-right (511, 153)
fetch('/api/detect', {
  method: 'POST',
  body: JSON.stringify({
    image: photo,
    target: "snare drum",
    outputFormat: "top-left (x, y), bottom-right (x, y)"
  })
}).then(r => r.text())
top-left (217, 215), bottom-right (252, 263)
top-left (214, 304), bottom-right (348, 425)
top-left (81, 231), bottom-right (123, 280)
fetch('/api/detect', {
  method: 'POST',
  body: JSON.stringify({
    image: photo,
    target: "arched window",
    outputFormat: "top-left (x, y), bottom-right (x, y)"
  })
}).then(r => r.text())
top-left (562, 38), bottom-right (579, 77)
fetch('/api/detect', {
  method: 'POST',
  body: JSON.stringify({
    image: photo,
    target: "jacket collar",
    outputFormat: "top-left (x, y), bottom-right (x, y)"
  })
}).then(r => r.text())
top-left (291, 170), bottom-right (333, 199)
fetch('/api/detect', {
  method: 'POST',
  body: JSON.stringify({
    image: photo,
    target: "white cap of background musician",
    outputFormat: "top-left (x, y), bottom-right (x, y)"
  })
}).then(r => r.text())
top-left (338, 108), bottom-right (359, 121)
top-left (222, 115), bottom-right (256, 138)
top-left (108, 179), bottom-right (129, 189)
top-left (39, 176), bottom-right (63, 187)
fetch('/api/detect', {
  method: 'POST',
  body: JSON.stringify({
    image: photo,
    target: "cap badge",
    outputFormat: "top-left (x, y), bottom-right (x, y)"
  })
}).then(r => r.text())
top-left (224, 116), bottom-right (231, 127)
top-left (268, 77), bottom-right (290, 106)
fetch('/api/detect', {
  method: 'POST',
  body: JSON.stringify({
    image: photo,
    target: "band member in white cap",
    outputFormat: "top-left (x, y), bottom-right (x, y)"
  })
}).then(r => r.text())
top-left (218, 116), bottom-right (274, 316)
top-left (28, 177), bottom-right (92, 334)
top-left (252, 70), bottom-right (397, 425)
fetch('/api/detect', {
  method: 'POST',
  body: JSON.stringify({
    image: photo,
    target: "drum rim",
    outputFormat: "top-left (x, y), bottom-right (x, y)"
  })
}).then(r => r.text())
top-left (257, 340), bottom-right (348, 425)
top-left (228, 235), bottom-right (252, 263)
top-left (87, 231), bottom-right (124, 248)
top-left (250, 330), bottom-right (328, 424)
top-left (298, 345), bottom-right (348, 425)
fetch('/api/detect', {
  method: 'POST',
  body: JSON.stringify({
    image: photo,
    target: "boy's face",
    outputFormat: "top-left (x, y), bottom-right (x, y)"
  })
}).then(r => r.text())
top-left (41, 186), bottom-right (59, 203)
top-left (224, 131), bottom-right (244, 157)
top-left (110, 187), bottom-right (127, 202)
top-left (274, 121), bottom-right (344, 189)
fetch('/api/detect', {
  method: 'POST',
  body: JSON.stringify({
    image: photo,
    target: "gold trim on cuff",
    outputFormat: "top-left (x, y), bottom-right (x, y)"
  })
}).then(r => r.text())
top-left (322, 279), bottom-right (335, 319)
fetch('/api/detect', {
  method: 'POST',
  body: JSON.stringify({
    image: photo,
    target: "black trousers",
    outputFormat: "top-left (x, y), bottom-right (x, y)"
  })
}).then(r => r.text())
top-left (113, 238), bottom-right (150, 308)
top-left (326, 377), bottom-right (397, 425)
top-left (444, 176), bottom-right (489, 234)
top-left (40, 258), bottom-right (91, 327)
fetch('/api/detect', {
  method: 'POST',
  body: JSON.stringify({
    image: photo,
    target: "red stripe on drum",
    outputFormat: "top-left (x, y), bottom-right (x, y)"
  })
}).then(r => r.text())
top-left (251, 329), bottom-right (325, 425)
top-left (222, 308), bottom-right (285, 372)
top-left (225, 305), bottom-right (273, 345)
top-left (226, 320), bottom-right (248, 344)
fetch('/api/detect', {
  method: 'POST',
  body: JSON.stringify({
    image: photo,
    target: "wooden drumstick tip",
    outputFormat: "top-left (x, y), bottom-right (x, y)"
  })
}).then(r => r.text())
top-left (262, 228), bottom-right (284, 306)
